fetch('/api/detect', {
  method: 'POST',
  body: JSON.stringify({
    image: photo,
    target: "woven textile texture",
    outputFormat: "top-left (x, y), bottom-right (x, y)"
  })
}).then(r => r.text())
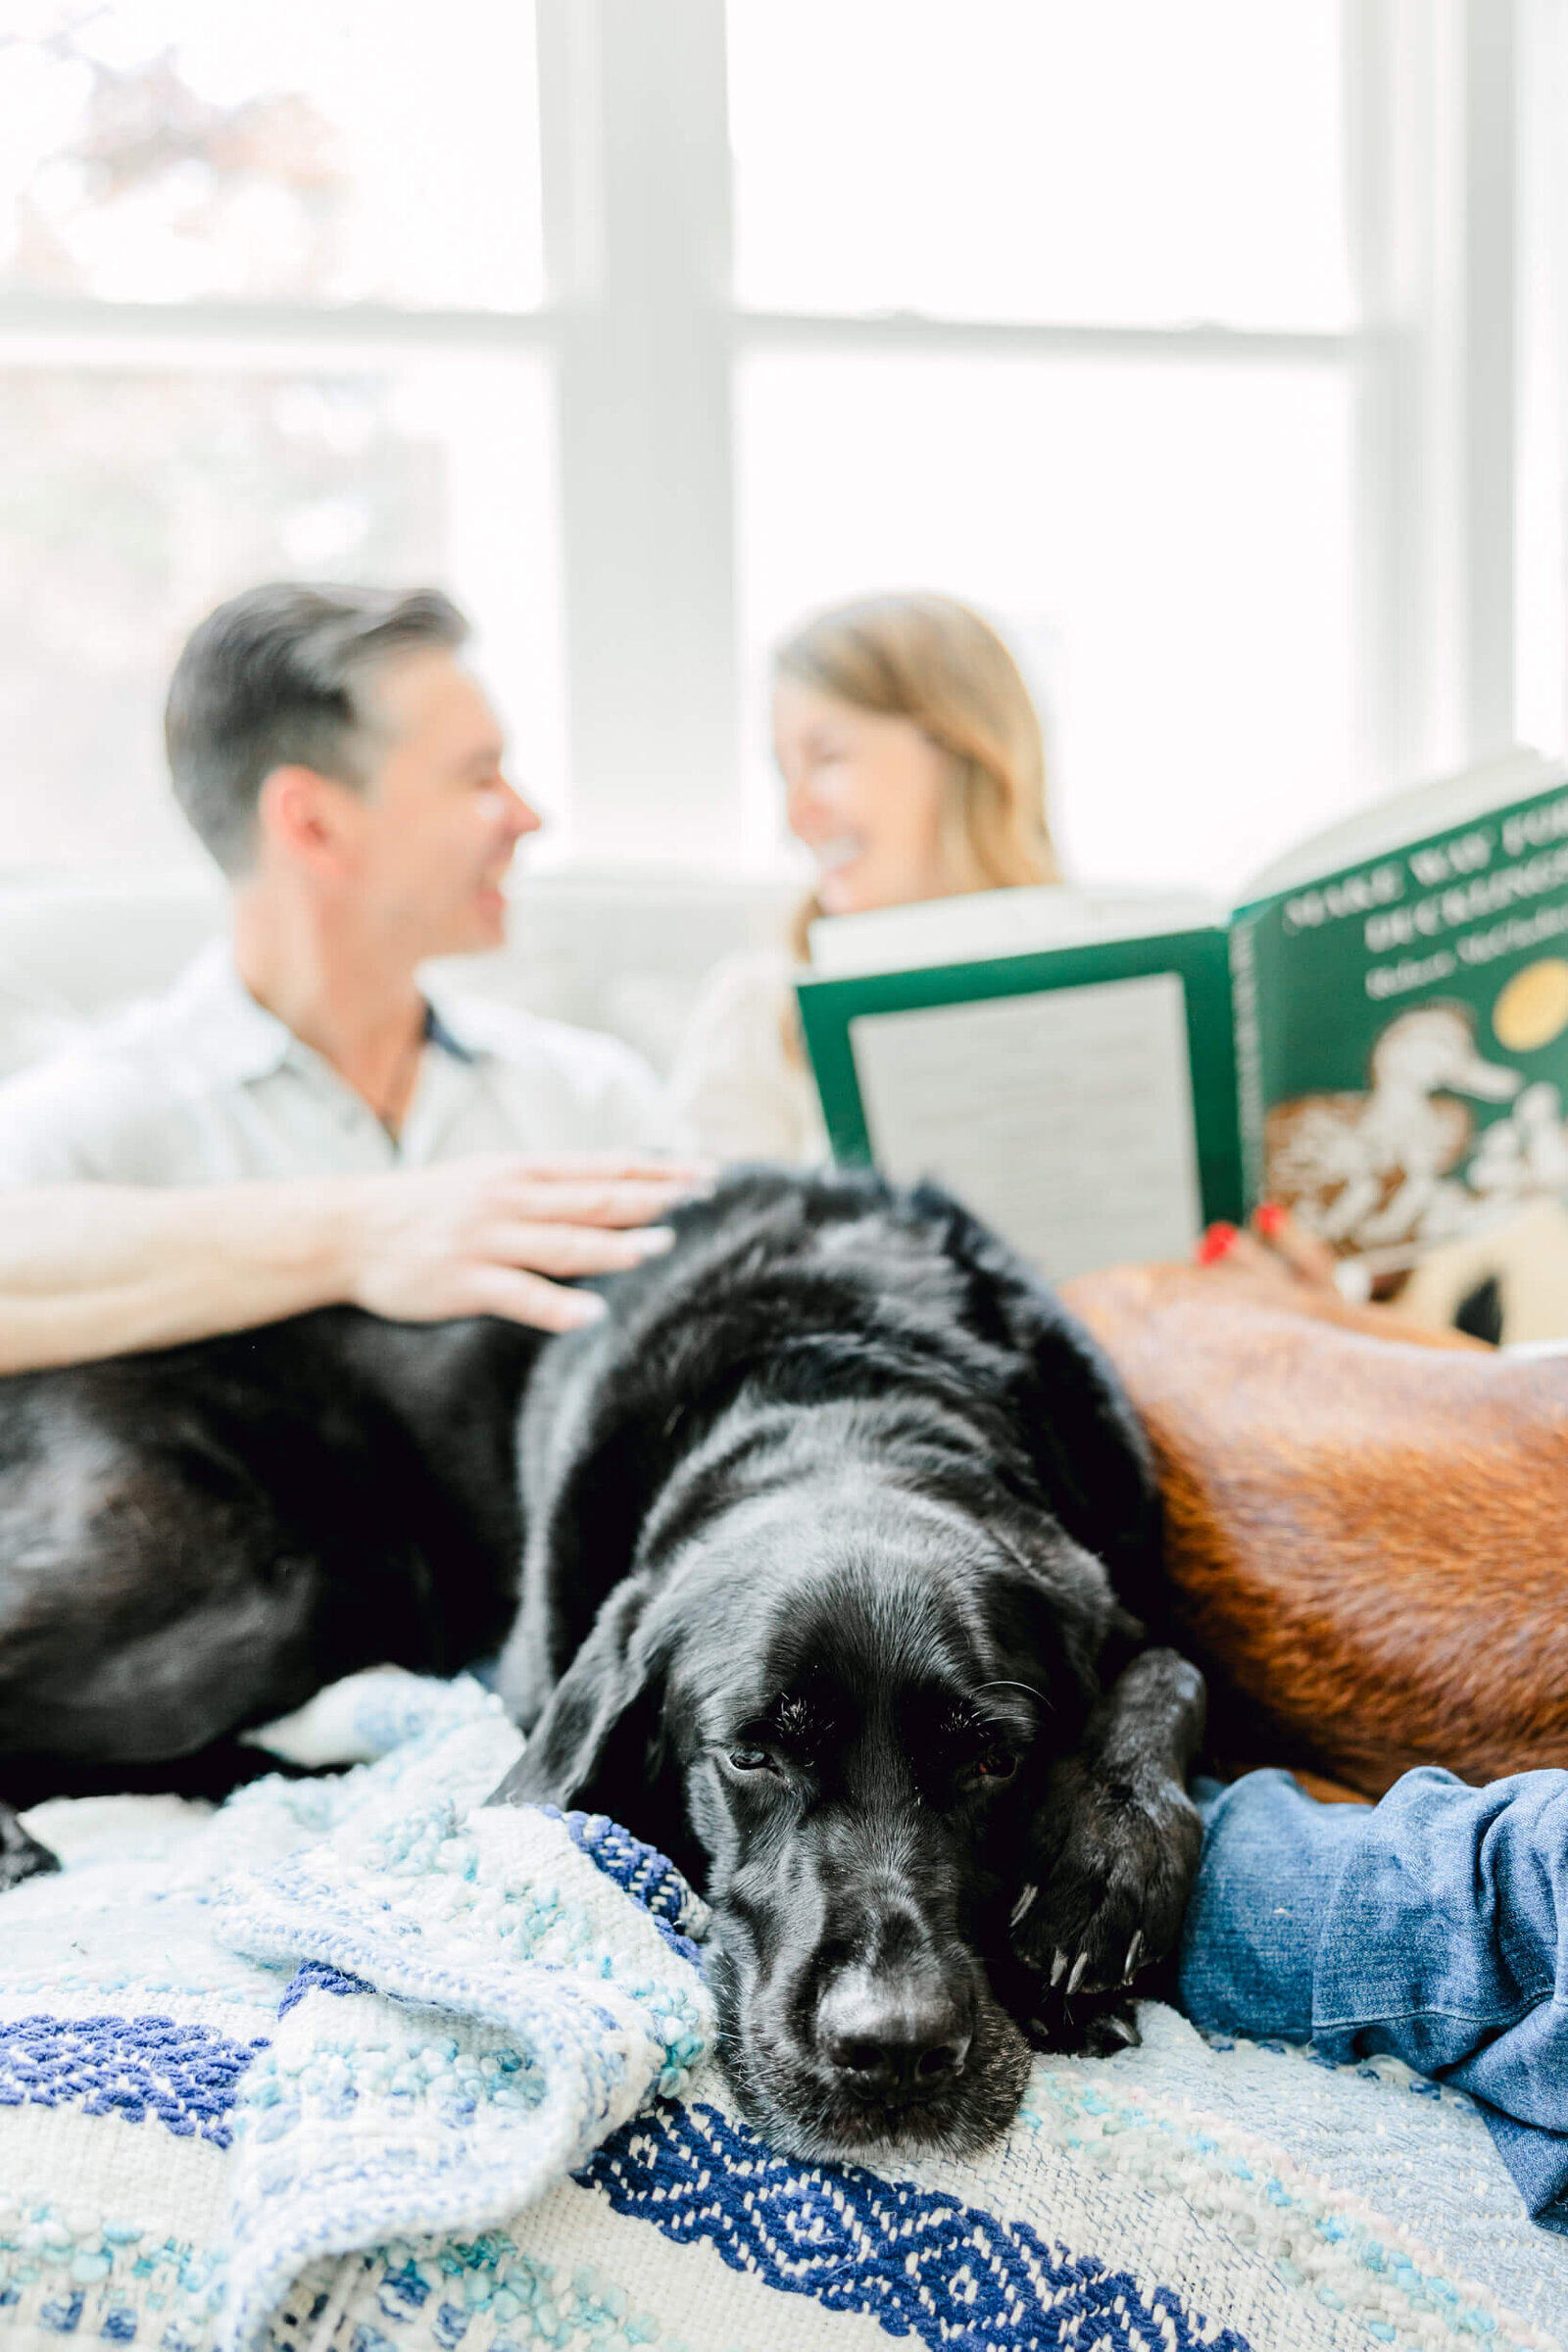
top-left (0, 1669), bottom-right (1565, 2352)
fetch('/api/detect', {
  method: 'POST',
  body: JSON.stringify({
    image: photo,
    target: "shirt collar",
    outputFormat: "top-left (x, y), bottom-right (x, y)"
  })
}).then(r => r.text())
top-left (169, 942), bottom-right (482, 1083)
top-left (422, 997), bottom-right (478, 1064)
top-left (166, 942), bottom-right (296, 1084)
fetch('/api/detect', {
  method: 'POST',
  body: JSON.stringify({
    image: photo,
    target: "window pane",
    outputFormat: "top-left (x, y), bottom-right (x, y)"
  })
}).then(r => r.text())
top-left (728, 0), bottom-right (1350, 329)
top-left (736, 353), bottom-right (1356, 899)
top-left (0, 352), bottom-right (563, 870)
top-left (1519, 0), bottom-right (1568, 758)
top-left (0, 1), bottom-right (542, 310)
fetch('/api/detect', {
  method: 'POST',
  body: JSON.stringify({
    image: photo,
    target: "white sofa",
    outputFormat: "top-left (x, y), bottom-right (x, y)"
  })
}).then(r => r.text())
top-left (0, 867), bottom-right (798, 1085)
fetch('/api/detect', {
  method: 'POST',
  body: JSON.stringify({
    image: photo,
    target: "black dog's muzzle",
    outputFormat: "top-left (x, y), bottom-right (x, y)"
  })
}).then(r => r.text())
top-left (814, 1956), bottom-right (976, 2111)
top-left (788, 1855), bottom-right (989, 2125)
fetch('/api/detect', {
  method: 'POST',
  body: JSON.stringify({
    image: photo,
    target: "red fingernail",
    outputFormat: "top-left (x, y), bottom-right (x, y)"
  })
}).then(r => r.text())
top-left (1196, 1221), bottom-right (1239, 1265)
top-left (1255, 1201), bottom-right (1286, 1239)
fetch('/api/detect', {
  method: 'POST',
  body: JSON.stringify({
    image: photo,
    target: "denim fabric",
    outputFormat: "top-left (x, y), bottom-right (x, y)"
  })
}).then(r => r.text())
top-left (1177, 1766), bottom-right (1568, 2233)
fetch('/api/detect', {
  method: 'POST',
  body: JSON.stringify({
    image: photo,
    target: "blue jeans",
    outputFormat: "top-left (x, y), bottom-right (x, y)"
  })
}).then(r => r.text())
top-left (1176, 1766), bottom-right (1568, 2233)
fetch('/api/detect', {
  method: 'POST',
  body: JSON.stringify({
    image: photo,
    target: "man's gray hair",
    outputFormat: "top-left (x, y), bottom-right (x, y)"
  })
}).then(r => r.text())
top-left (164, 582), bottom-right (470, 873)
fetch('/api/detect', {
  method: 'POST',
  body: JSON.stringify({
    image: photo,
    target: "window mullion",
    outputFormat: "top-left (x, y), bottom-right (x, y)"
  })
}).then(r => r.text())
top-left (1356, 0), bottom-right (1521, 792)
top-left (537, 0), bottom-right (740, 863)
top-left (1462, 0), bottom-right (1521, 754)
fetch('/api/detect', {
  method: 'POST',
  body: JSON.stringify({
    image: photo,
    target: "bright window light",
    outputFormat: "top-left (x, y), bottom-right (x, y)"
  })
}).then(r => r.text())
top-left (728, 0), bottom-right (1350, 329)
top-left (0, 353), bottom-right (564, 869)
top-left (737, 351), bottom-right (1356, 899)
top-left (0, 0), bottom-right (544, 309)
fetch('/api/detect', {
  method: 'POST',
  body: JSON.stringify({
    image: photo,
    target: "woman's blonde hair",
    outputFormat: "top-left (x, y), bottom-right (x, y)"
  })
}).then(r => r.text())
top-left (776, 591), bottom-right (1059, 960)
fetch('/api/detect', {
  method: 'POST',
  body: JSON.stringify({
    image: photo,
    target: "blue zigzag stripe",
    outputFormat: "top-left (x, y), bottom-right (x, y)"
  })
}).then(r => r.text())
top-left (0, 2013), bottom-right (269, 2146)
top-left (579, 2100), bottom-right (1253, 2352)
top-left (551, 1807), bottom-right (707, 1968)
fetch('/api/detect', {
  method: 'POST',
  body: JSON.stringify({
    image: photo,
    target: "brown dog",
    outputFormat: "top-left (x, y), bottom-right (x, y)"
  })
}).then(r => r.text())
top-left (1059, 1260), bottom-right (1568, 1797)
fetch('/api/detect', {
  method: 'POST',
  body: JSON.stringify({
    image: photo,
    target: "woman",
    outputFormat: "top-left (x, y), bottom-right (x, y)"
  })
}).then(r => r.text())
top-left (670, 592), bottom-right (1059, 1162)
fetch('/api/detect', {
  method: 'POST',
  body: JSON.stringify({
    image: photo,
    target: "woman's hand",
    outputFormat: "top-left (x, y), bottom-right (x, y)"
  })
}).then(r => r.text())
top-left (1193, 1201), bottom-right (1344, 1296)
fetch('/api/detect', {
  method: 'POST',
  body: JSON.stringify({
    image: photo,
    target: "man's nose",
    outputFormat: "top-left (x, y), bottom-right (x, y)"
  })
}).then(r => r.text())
top-left (815, 1966), bottom-right (973, 2101)
top-left (500, 779), bottom-right (543, 839)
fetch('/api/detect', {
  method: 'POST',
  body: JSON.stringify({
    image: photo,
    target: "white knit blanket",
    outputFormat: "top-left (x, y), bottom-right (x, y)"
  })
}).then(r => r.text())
top-left (1, 1670), bottom-right (1566, 2352)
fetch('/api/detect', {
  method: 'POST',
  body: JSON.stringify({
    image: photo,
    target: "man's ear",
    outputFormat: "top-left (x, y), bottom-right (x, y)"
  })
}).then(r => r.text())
top-left (488, 1581), bottom-right (700, 1880)
top-left (255, 763), bottom-right (362, 876)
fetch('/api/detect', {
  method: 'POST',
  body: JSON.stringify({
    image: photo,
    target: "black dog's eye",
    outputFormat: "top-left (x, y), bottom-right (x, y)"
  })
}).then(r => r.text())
top-left (725, 1743), bottom-right (775, 1773)
top-left (961, 1747), bottom-right (1018, 1790)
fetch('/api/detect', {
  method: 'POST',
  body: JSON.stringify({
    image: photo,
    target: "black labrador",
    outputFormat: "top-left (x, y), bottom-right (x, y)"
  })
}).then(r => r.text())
top-left (489, 1169), bottom-right (1205, 2161)
top-left (0, 1169), bottom-right (1203, 2164)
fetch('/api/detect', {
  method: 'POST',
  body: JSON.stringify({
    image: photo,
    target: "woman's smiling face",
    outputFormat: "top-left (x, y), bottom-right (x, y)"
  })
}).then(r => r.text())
top-left (773, 676), bottom-right (961, 917)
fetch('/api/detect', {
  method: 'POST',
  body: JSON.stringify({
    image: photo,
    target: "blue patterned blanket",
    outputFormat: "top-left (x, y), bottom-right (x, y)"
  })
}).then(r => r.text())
top-left (1, 1671), bottom-right (1565, 2352)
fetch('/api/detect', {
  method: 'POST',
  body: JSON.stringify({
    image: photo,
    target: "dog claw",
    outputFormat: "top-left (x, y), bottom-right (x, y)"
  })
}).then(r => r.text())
top-left (1104, 2013), bottom-right (1138, 2048)
top-left (1123, 1931), bottom-right (1145, 1983)
top-left (1066, 1950), bottom-right (1089, 1996)
top-left (1050, 1948), bottom-right (1069, 1987)
top-left (1010, 1883), bottom-right (1039, 1929)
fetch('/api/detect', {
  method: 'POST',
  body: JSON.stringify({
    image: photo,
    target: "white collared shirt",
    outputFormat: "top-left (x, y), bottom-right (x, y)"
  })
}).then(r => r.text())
top-left (0, 942), bottom-right (684, 1184)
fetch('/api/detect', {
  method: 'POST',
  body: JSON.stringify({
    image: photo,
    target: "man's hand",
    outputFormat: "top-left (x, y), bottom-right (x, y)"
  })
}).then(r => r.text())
top-left (341, 1153), bottom-right (712, 1332)
top-left (0, 1157), bottom-right (714, 1373)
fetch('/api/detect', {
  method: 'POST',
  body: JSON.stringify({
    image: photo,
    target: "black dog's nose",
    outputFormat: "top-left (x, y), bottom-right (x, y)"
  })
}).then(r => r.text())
top-left (817, 1973), bottom-right (972, 2099)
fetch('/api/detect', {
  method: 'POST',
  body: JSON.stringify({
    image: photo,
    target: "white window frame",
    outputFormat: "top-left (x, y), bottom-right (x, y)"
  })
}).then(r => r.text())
top-left (1351, 0), bottom-right (1525, 787)
top-left (0, 0), bottom-right (1540, 872)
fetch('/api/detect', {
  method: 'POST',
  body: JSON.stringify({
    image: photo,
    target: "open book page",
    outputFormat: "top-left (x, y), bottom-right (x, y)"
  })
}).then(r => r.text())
top-left (848, 971), bottom-right (1203, 1279)
top-left (1240, 748), bottom-right (1560, 904)
top-left (808, 884), bottom-right (1222, 980)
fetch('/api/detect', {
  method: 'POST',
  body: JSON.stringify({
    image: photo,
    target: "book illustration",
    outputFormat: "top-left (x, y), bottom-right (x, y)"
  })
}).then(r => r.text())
top-left (1468, 1081), bottom-right (1568, 1200)
top-left (1263, 1000), bottom-right (1541, 1252)
top-left (1491, 956), bottom-right (1568, 1051)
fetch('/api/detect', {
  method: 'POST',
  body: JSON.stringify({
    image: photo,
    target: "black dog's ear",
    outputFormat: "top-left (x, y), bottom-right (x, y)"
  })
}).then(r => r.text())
top-left (1012, 1295), bottom-right (1162, 1619)
top-left (910, 1183), bottom-right (1162, 1619)
top-left (488, 1581), bottom-right (701, 1880)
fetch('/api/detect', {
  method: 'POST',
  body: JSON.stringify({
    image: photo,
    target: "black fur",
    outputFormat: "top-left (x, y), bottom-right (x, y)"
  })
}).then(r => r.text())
top-left (0, 1169), bottom-right (1205, 2160)
top-left (0, 1309), bottom-right (538, 1863)
top-left (489, 1169), bottom-right (1204, 2162)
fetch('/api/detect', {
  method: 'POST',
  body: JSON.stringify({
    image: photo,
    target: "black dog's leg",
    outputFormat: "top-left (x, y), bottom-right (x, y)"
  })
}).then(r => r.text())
top-left (0, 1743), bottom-right (331, 1899)
top-left (1009, 1647), bottom-right (1205, 2048)
top-left (0, 1800), bottom-right (60, 1890)
top-left (0, 1740), bottom-right (339, 1817)
top-left (141, 1740), bottom-right (334, 1800)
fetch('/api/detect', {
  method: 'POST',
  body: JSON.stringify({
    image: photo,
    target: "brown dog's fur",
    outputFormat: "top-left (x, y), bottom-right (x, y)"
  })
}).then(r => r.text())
top-left (1060, 1263), bottom-right (1568, 1797)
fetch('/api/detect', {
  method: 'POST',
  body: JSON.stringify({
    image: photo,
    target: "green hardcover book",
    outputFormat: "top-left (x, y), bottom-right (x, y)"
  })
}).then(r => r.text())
top-left (795, 750), bottom-right (1568, 1283)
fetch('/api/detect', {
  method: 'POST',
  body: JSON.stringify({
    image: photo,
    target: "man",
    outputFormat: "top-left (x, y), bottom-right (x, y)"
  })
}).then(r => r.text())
top-left (0, 583), bottom-right (704, 1367)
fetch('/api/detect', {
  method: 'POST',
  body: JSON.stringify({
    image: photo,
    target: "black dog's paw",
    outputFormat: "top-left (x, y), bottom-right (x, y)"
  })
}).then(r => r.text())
top-left (1010, 1757), bottom-right (1201, 2000)
top-left (0, 1806), bottom-right (60, 1891)
top-left (1076, 1999), bottom-right (1143, 2059)
top-left (1018, 1983), bottom-right (1142, 2058)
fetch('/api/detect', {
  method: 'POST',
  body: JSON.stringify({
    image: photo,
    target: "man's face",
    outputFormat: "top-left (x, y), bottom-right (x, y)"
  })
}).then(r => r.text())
top-left (344, 649), bottom-right (541, 958)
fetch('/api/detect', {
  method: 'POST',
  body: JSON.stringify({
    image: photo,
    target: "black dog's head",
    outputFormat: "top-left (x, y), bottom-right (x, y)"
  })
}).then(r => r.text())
top-left (491, 1170), bottom-right (1160, 2159)
top-left (500, 1461), bottom-right (1128, 2158)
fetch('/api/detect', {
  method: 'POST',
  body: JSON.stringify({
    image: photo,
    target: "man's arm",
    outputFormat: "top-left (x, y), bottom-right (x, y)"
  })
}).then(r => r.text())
top-left (0, 1155), bottom-right (707, 1374)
